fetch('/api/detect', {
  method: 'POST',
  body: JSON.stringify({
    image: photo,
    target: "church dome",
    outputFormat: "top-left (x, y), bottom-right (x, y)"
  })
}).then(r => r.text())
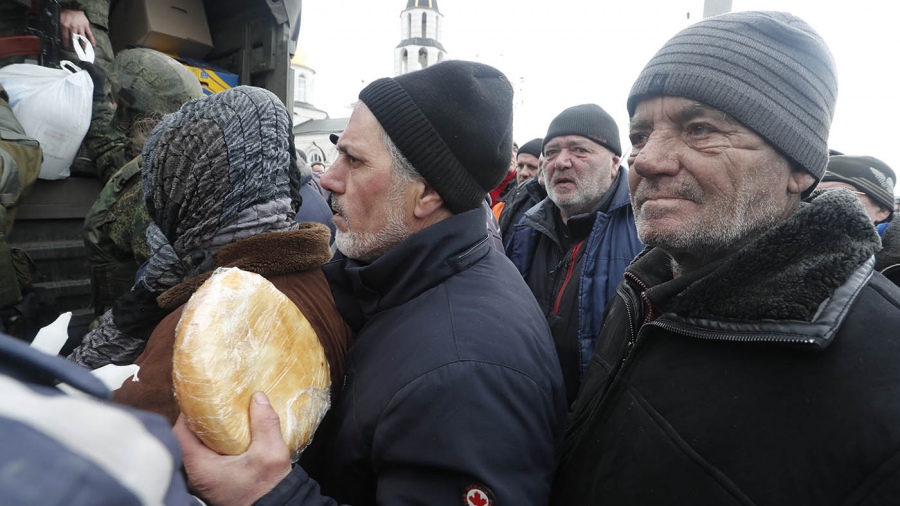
top-left (406, 0), bottom-right (438, 11)
top-left (291, 47), bottom-right (311, 68)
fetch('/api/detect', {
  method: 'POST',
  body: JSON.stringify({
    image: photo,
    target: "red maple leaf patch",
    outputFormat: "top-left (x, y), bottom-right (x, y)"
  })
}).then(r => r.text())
top-left (464, 485), bottom-right (493, 506)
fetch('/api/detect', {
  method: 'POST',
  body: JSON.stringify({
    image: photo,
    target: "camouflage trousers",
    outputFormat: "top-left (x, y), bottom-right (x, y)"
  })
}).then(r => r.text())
top-left (84, 156), bottom-right (151, 316)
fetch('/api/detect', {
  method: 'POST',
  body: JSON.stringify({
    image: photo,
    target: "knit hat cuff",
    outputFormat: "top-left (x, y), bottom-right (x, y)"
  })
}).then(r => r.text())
top-left (517, 138), bottom-right (543, 159)
top-left (542, 104), bottom-right (622, 156)
top-left (544, 131), bottom-right (620, 157)
top-left (628, 71), bottom-right (828, 191)
top-left (360, 77), bottom-right (486, 213)
top-left (824, 171), bottom-right (895, 214)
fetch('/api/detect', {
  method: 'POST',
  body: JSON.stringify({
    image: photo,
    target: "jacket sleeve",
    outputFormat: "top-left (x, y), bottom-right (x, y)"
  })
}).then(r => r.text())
top-left (82, 97), bottom-right (129, 184)
top-left (0, 87), bottom-right (41, 217)
top-left (253, 467), bottom-right (342, 506)
top-left (0, 378), bottom-right (201, 505)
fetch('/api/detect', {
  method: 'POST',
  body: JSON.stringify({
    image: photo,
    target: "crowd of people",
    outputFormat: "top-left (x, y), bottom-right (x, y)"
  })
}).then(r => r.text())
top-left (1, 7), bottom-right (900, 505)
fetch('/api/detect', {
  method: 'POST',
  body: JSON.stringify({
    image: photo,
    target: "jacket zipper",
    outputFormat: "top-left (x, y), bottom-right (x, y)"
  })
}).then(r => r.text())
top-left (621, 272), bottom-right (819, 346)
top-left (619, 272), bottom-right (649, 366)
top-left (552, 241), bottom-right (584, 315)
top-left (647, 319), bottom-right (818, 345)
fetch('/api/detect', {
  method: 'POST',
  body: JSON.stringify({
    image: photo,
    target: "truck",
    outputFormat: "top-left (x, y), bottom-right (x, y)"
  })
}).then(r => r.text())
top-left (7, 0), bottom-right (303, 343)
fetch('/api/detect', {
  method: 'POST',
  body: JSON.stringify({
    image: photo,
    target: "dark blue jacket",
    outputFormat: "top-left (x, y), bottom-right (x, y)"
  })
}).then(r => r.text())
top-left (297, 174), bottom-right (336, 242)
top-left (257, 208), bottom-right (567, 506)
top-left (0, 333), bottom-right (198, 505)
top-left (505, 171), bottom-right (642, 384)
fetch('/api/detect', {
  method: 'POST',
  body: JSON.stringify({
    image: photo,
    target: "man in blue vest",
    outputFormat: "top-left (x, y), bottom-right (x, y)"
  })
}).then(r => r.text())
top-left (506, 104), bottom-right (643, 405)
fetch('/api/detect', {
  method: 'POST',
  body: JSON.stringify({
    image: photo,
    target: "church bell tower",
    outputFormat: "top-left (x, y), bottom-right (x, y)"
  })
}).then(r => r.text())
top-left (395, 0), bottom-right (446, 75)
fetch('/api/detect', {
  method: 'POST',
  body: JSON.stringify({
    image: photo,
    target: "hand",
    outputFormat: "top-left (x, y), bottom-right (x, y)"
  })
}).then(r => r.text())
top-left (60, 9), bottom-right (96, 48)
top-left (76, 60), bottom-right (107, 101)
top-left (173, 392), bottom-right (293, 506)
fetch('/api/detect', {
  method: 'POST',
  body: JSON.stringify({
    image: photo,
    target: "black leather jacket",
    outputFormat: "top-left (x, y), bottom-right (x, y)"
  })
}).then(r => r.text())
top-left (553, 190), bottom-right (900, 505)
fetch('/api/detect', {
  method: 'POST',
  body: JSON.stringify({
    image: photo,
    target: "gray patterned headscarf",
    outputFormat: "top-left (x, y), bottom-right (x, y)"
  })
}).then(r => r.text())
top-left (68, 86), bottom-right (302, 369)
top-left (140, 85), bottom-right (301, 293)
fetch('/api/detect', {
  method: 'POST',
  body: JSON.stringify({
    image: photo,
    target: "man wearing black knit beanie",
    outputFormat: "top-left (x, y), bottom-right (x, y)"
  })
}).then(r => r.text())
top-left (819, 154), bottom-right (896, 226)
top-left (506, 104), bottom-right (643, 405)
top-left (552, 11), bottom-right (900, 505)
top-left (495, 137), bottom-right (547, 246)
top-left (176, 60), bottom-right (567, 506)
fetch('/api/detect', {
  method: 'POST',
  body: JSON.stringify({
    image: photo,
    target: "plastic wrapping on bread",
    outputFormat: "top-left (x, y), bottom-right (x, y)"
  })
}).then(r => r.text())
top-left (173, 267), bottom-right (331, 462)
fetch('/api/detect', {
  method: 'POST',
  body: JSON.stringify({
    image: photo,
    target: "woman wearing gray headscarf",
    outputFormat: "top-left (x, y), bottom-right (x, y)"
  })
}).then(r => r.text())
top-left (68, 88), bottom-right (350, 407)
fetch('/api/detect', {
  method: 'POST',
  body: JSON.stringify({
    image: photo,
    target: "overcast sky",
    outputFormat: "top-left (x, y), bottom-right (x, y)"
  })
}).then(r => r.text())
top-left (297, 0), bottom-right (900, 194)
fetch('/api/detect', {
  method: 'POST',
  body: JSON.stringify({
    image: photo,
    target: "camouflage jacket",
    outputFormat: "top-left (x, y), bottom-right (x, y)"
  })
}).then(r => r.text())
top-left (60, 0), bottom-right (109, 29)
top-left (0, 86), bottom-right (40, 230)
top-left (83, 97), bottom-right (130, 184)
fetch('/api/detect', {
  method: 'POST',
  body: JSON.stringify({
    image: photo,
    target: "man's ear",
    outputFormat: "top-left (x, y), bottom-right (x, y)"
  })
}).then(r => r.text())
top-left (788, 170), bottom-right (817, 195)
top-left (873, 205), bottom-right (892, 224)
top-left (413, 180), bottom-right (447, 219)
top-left (610, 156), bottom-right (621, 180)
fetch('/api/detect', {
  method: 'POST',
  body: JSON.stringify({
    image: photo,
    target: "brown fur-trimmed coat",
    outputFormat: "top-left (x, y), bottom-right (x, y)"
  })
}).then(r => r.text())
top-left (113, 224), bottom-right (351, 425)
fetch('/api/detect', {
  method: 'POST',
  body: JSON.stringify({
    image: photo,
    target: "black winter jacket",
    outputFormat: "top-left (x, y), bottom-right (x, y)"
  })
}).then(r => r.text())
top-left (258, 208), bottom-right (567, 506)
top-left (497, 178), bottom-right (546, 247)
top-left (552, 190), bottom-right (900, 505)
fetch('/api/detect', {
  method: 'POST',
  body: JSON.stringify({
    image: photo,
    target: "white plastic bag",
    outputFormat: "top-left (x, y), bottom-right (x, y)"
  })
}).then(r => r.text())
top-left (0, 34), bottom-right (95, 180)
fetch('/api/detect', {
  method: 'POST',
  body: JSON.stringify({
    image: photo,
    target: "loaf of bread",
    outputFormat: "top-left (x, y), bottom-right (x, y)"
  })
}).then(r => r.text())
top-left (173, 267), bottom-right (330, 462)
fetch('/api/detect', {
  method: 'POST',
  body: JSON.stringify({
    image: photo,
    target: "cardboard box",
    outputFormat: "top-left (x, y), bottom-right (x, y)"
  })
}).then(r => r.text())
top-left (110, 0), bottom-right (213, 59)
top-left (170, 54), bottom-right (240, 96)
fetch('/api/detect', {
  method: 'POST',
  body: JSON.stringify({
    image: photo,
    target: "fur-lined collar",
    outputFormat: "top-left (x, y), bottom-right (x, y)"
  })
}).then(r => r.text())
top-left (631, 188), bottom-right (880, 324)
top-left (157, 223), bottom-right (332, 309)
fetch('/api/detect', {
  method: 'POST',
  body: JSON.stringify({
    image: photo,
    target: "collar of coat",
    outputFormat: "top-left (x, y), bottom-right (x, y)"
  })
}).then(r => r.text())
top-left (627, 188), bottom-right (879, 344)
top-left (322, 208), bottom-right (490, 332)
top-left (524, 168), bottom-right (632, 244)
top-left (157, 223), bottom-right (332, 310)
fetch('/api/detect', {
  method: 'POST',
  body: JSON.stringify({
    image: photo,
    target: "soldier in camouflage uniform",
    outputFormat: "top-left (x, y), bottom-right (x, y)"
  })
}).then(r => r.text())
top-left (0, 84), bottom-right (41, 323)
top-left (0, 0), bottom-right (112, 68)
top-left (83, 48), bottom-right (203, 317)
top-left (0, 0), bottom-right (115, 178)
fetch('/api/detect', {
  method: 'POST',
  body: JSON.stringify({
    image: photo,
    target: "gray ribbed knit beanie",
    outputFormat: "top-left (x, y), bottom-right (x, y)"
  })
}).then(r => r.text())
top-left (543, 104), bottom-right (621, 156)
top-left (357, 60), bottom-right (514, 214)
top-left (627, 11), bottom-right (837, 196)
top-left (824, 155), bottom-right (896, 218)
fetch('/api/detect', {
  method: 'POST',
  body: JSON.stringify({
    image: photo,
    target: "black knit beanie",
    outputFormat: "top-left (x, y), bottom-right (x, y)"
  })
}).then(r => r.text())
top-left (518, 138), bottom-right (543, 159)
top-left (358, 60), bottom-right (514, 213)
top-left (627, 11), bottom-right (837, 197)
top-left (543, 104), bottom-right (621, 156)
top-left (824, 155), bottom-right (896, 218)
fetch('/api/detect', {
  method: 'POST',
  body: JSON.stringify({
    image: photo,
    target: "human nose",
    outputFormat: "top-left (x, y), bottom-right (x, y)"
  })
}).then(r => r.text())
top-left (554, 149), bottom-right (573, 170)
top-left (631, 133), bottom-right (679, 178)
top-left (320, 159), bottom-right (344, 194)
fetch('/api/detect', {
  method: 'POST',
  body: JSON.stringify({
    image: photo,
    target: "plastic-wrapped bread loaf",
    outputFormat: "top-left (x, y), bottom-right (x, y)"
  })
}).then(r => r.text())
top-left (173, 267), bottom-right (331, 462)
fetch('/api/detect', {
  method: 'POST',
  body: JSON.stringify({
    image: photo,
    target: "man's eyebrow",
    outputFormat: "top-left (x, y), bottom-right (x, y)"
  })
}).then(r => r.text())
top-left (335, 142), bottom-right (353, 156)
top-left (629, 118), bottom-right (653, 131)
top-left (672, 102), bottom-right (734, 124)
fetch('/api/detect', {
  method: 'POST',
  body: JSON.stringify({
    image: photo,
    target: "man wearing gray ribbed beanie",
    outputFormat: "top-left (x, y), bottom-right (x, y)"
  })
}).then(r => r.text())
top-left (553, 11), bottom-right (900, 505)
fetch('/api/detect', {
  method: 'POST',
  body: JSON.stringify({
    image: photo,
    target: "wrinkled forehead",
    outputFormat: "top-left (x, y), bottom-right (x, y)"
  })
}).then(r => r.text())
top-left (629, 97), bottom-right (739, 128)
